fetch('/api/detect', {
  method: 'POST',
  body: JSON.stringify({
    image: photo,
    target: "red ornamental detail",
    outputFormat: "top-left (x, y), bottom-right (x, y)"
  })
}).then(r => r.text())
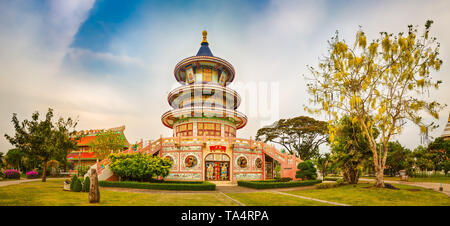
top-left (209, 145), bottom-right (226, 152)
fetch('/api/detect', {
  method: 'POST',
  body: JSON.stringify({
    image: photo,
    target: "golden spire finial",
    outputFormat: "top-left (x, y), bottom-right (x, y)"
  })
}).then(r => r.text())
top-left (202, 30), bottom-right (208, 44)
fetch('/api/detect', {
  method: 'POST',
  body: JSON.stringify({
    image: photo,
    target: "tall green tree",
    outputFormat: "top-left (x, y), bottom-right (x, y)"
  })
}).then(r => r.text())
top-left (295, 160), bottom-right (317, 180)
top-left (88, 130), bottom-right (128, 161)
top-left (385, 141), bottom-right (413, 176)
top-left (330, 115), bottom-right (378, 184)
top-left (413, 145), bottom-right (434, 173)
top-left (315, 153), bottom-right (331, 179)
top-left (305, 21), bottom-right (445, 187)
top-left (4, 108), bottom-right (78, 182)
top-left (256, 116), bottom-right (328, 160)
top-left (427, 137), bottom-right (449, 173)
top-left (5, 148), bottom-right (24, 170)
top-left (0, 152), bottom-right (4, 169)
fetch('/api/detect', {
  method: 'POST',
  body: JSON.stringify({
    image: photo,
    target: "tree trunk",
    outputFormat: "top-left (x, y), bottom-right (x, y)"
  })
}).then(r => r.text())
top-left (89, 168), bottom-right (100, 203)
top-left (374, 165), bottom-right (384, 187)
top-left (42, 159), bottom-right (48, 182)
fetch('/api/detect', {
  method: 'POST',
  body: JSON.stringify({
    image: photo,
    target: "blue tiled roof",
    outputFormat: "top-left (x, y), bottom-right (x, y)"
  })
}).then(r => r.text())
top-left (196, 42), bottom-right (214, 56)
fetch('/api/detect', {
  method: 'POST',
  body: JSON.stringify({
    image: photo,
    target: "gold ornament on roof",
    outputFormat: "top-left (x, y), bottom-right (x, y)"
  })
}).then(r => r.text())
top-left (202, 30), bottom-right (208, 44)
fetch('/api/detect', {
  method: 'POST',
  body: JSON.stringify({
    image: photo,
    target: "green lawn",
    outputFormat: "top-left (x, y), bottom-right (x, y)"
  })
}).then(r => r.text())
top-left (286, 182), bottom-right (450, 206)
top-left (361, 176), bottom-right (450, 184)
top-left (225, 192), bottom-right (333, 206)
top-left (0, 179), bottom-right (238, 206)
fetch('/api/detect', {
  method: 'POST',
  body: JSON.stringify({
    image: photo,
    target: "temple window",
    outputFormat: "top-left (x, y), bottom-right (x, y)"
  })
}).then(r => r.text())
top-left (224, 125), bottom-right (236, 137)
top-left (202, 68), bottom-right (212, 82)
top-left (198, 122), bottom-right (221, 136)
top-left (175, 123), bottom-right (193, 137)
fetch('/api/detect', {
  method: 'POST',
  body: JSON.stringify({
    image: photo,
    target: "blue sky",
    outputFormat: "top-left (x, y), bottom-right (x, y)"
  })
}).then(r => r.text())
top-left (1, 0), bottom-right (450, 153)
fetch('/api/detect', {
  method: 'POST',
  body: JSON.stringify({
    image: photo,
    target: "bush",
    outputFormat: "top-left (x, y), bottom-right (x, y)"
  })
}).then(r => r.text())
top-left (109, 153), bottom-right (173, 182)
top-left (3, 169), bottom-right (20, 179)
top-left (82, 176), bottom-right (90, 192)
top-left (76, 165), bottom-right (90, 177)
top-left (0, 171), bottom-right (4, 179)
top-left (237, 180), bottom-right (322, 189)
top-left (315, 183), bottom-right (338, 189)
top-left (324, 177), bottom-right (341, 181)
top-left (26, 171), bottom-right (39, 179)
top-left (98, 181), bottom-right (216, 191)
top-left (336, 178), bottom-right (345, 186)
top-left (73, 178), bottom-right (82, 192)
top-left (295, 160), bottom-right (317, 180)
top-left (70, 175), bottom-right (78, 191)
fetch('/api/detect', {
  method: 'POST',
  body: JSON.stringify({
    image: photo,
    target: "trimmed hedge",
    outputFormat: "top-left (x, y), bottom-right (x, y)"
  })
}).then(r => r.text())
top-left (99, 180), bottom-right (216, 191)
top-left (237, 179), bottom-right (322, 189)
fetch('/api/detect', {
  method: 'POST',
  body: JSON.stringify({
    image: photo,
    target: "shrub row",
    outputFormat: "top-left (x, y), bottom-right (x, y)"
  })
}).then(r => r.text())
top-left (3, 169), bottom-right (20, 179)
top-left (70, 175), bottom-right (90, 192)
top-left (315, 179), bottom-right (346, 189)
top-left (237, 179), bottom-right (322, 189)
top-left (99, 180), bottom-right (216, 191)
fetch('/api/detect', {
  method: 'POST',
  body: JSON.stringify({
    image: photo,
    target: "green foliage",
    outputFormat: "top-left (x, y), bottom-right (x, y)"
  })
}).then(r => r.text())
top-left (82, 176), bottom-right (90, 192)
top-left (255, 116), bottom-right (328, 160)
top-left (70, 175), bottom-right (78, 191)
top-left (76, 165), bottom-right (90, 177)
top-left (73, 178), bottom-right (82, 192)
top-left (335, 178), bottom-right (345, 186)
top-left (88, 130), bottom-right (128, 160)
top-left (4, 108), bottom-right (78, 182)
top-left (275, 177), bottom-right (292, 182)
top-left (315, 183), bottom-right (338, 189)
top-left (295, 160), bottom-right (317, 180)
top-left (4, 149), bottom-right (25, 170)
top-left (413, 145), bottom-right (434, 172)
top-left (441, 160), bottom-right (450, 175)
top-left (98, 180), bottom-right (216, 191)
top-left (324, 177), bottom-right (341, 181)
top-left (385, 141), bottom-right (414, 176)
top-left (428, 137), bottom-right (450, 172)
top-left (237, 180), bottom-right (322, 189)
top-left (108, 152), bottom-right (173, 181)
top-left (273, 163), bottom-right (281, 180)
top-left (330, 115), bottom-right (378, 184)
top-left (316, 153), bottom-right (331, 178)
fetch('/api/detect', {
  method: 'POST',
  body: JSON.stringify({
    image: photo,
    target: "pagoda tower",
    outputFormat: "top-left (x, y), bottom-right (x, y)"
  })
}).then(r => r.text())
top-left (161, 30), bottom-right (247, 138)
top-left (442, 113), bottom-right (450, 140)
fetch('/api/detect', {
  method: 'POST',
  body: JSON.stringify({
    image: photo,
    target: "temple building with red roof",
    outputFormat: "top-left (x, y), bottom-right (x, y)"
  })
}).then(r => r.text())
top-left (67, 125), bottom-right (130, 173)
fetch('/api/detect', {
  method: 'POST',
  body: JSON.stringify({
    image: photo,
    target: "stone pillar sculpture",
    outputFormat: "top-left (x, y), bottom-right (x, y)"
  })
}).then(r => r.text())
top-left (89, 168), bottom-right (100, 203)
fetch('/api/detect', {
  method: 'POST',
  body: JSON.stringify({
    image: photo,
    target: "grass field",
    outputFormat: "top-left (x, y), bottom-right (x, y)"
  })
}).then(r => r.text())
top-left (286, 182), bottom-right (450, 206)
top-left (1, 179), bottom-right (449, 206)
top-left (0, 179), bottom-right (237, 206)
top-left (361, 176), bottom-right (450, 184)
top-left (225, 192), bottom-right (332, 206)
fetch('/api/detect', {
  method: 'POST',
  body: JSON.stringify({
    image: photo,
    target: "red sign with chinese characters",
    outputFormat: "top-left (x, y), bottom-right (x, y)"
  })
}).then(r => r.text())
top-left (209, 145), bottom-right (226, 152)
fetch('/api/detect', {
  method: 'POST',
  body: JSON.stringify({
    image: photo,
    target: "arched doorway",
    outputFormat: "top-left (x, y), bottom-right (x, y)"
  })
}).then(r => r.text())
top-left (205, 153), bottom-right (230, 181)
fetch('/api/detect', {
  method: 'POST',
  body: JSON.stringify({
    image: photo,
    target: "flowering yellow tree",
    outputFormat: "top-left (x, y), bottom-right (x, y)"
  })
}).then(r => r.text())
top-left (305, 21), bottom-right (445, 187)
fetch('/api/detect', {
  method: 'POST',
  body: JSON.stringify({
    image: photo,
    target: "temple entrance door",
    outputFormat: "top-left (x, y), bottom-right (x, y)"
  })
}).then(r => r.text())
top-left (205, 153), bottom-right (230, 181)
top-left (265, 162), bottom-right (273, 179)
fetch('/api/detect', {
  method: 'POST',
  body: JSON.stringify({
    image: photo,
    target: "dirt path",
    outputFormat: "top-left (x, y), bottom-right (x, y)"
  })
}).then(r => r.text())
top-left (360, 178), bottom-right (450, 196)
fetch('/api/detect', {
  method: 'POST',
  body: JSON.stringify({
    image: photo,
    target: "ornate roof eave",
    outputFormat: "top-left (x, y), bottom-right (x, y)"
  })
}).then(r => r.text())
top-left (167, 83), bottom-right (241, 107)
top-left (161, 107), bottom-right (247, 129)
top-left (173, 55), bottom-right (235, 84)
